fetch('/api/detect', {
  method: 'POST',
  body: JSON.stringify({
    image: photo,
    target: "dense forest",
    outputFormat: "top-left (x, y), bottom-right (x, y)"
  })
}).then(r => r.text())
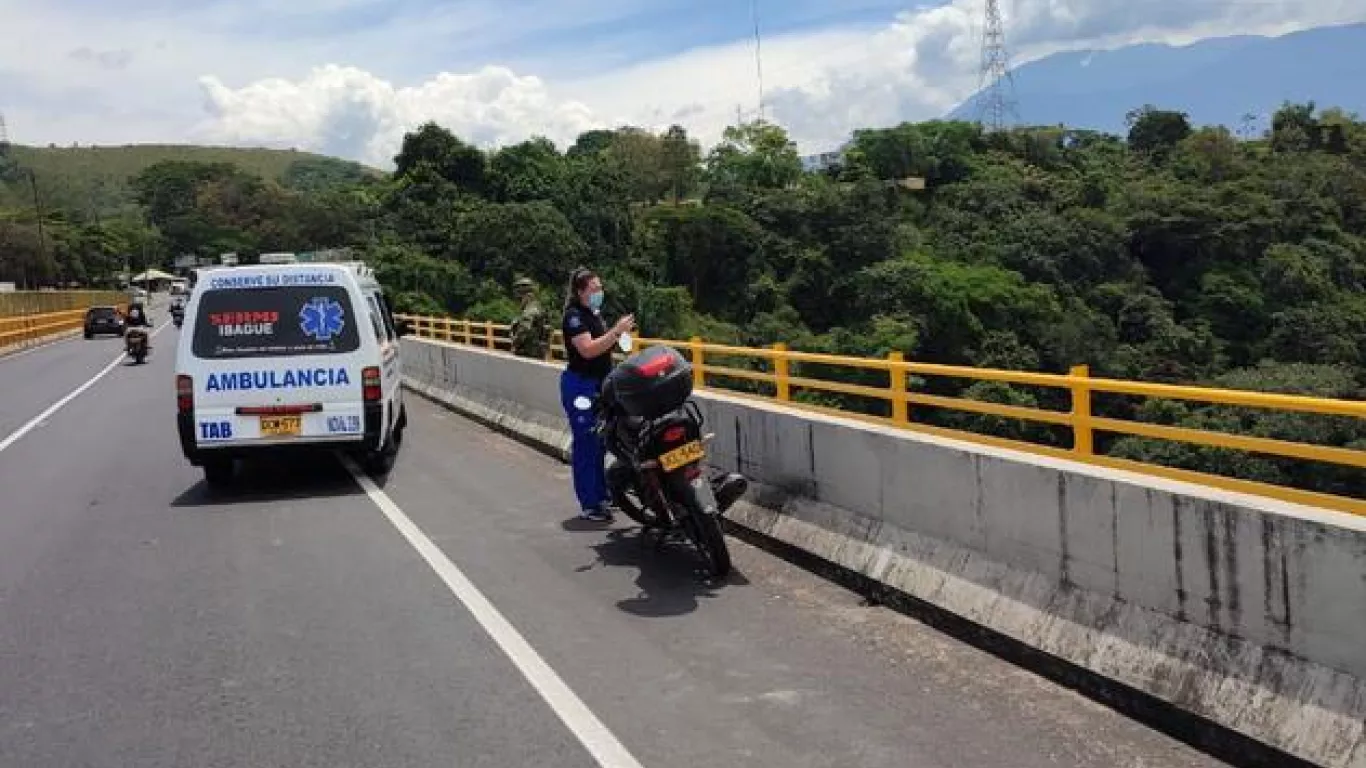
top-left (0, 102), bottom-right (1362, 497)
top-left (0, 145), bottom-right (373, 284)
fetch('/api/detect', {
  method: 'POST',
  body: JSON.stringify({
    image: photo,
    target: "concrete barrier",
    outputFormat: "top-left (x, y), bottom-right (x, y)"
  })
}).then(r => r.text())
top-left (0, 309), bottom-right (89, 357)
top-left (402, 337), bottom-right (1366, 768)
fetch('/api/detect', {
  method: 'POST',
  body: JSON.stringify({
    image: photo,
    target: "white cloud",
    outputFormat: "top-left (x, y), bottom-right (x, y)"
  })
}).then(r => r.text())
top-left (4, 0), bottom-right (1364, 163)
top-left (195, 65), bottom-right (606, 165)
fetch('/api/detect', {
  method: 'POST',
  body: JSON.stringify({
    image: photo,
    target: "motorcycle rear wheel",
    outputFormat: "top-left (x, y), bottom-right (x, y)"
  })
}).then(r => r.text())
top-left (682, 504), bottom-right (731, 579)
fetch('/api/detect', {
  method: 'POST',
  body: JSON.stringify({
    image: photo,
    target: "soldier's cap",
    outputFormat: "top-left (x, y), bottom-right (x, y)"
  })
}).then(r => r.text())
top-left (513, 277), bottom-right (535, 292)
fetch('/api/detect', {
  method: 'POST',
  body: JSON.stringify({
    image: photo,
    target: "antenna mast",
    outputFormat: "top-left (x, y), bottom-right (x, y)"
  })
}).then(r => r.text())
top-left (751, 0), bottom-right (766, 121)
top-left (976, 0), bottom-right (1019, 131)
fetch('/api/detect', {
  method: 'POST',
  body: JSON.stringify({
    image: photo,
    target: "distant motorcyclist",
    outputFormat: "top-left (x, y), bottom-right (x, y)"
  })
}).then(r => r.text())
top-left (125, 302), bottom-right (152, 328)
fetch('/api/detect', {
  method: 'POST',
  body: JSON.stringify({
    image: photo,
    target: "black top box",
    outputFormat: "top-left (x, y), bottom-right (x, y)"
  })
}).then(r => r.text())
top-left (602, 345), bottom-right (694, 421)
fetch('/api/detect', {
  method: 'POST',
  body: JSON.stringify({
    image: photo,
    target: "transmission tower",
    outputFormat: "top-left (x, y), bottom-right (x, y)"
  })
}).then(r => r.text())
top-left (976, 0), bottom-right (1019, 131)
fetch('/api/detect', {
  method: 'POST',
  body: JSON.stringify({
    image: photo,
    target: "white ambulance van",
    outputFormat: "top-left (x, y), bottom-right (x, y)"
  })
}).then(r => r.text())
top-left (174, 262), bottom-right (409, 486)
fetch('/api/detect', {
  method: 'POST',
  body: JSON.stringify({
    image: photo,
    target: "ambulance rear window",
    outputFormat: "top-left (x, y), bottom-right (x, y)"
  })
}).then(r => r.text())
top-left (192, 286), bottom-right (362, 359)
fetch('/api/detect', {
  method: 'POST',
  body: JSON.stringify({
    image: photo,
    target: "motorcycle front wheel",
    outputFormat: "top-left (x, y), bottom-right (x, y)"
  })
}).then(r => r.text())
top-left (612, 483), bottom-right (667, 529)
top-left (608, 461), bottom-right (666, 529)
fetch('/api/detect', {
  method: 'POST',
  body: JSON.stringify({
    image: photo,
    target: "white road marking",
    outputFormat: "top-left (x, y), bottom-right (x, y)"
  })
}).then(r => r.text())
top-left (0, 323), bottom-right (171, 454)
top-left (341, 456), bottom-right (646, 768)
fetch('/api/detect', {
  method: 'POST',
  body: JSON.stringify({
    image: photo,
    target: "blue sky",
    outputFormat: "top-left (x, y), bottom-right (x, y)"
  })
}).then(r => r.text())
top-left (3, 0), bottom-right (1364, 165)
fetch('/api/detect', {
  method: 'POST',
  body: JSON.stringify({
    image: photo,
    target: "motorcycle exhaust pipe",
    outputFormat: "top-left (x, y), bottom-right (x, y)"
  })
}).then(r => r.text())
top-left (712, 473), bottom-right (748, 513)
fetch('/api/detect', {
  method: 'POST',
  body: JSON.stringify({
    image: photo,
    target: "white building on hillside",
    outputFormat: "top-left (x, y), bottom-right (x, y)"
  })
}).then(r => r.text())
top-left (800, 150), bottom-right (845, 173)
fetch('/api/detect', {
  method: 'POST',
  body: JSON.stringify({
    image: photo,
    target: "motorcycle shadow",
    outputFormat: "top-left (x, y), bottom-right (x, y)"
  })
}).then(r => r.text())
top-left (577, 526), bottom-right (749, 618)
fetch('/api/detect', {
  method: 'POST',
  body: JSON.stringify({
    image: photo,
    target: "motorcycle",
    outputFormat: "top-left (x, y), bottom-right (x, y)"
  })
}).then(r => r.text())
top-left (124, 325), bottom-right (150, 364)
top-left (595, 333), bottom-right (748, 579)
top-left (171, 304), bottom-right (184, 328)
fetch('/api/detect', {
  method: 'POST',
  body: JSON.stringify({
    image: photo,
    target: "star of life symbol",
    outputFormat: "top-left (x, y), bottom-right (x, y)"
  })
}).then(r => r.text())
top-left (299, 297), bottom-right (345, 342)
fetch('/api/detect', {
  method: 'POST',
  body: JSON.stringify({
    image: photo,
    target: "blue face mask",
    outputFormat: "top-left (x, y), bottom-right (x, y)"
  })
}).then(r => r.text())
top-left (588, 291), bottom-right (604, 311)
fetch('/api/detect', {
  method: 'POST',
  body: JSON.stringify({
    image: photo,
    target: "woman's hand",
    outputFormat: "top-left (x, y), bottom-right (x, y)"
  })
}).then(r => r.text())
top-left (612, 314), bottom-right (635, 337)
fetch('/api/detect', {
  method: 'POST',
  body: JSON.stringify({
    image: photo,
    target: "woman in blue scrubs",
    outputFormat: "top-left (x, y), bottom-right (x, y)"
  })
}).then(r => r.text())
top-left (560, 267), bottom-right (634, 521)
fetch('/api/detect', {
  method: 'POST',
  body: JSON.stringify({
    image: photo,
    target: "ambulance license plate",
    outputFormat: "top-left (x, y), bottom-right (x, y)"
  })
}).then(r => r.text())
top-left (260, 415), bottom-right (302, 437)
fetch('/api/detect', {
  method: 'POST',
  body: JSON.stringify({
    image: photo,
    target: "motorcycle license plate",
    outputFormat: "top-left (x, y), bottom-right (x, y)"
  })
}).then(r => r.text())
top-left (659, 440), bottom-right (704, 472)
top-left (260, 415), bottom-right (302, 437)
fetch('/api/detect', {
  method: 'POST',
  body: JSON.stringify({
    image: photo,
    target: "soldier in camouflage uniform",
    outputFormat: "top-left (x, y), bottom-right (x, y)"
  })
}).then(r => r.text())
top-left (510, 277), bottom-right (550, 359)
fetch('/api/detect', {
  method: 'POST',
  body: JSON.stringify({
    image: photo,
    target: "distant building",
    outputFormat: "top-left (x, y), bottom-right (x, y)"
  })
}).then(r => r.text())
top-left (800, 150), bottom-right (845, 173)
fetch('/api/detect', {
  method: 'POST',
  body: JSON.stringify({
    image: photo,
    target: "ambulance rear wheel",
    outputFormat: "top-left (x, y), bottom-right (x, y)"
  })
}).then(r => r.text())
top-left (363, 430), bottom-right (400, 476)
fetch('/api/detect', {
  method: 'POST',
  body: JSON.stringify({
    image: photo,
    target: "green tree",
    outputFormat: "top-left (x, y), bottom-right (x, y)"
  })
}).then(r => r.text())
top-left (1125, 105), bottom-right (1192, 157)
top-left (487, 137), bottom-right (565, 203)
top-left (447, 201), bottom-right (589, 288)
top-left (659, 124), bottom-right (701, 202)
top-left (635, 204), bottom-right (767, 322)
top-left (705, 120), bottom-right (803, 192)
top-left (393, 122), bottom-right (486, 194)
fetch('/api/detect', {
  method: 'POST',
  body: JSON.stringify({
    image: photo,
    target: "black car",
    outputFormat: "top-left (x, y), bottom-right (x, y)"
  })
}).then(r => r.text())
top-left (84, 306), bottom-right (125, 338)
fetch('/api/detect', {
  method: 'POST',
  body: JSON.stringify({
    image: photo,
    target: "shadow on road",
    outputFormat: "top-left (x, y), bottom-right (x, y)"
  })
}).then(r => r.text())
top-left (574, 526), bottom-right (749, 618)
top-left (171, 452), bottom-right (377, 508)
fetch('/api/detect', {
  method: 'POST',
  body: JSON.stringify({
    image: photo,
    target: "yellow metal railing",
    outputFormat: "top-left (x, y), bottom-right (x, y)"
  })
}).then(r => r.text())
top-left (0, 291), bottom-right (128, 351)
top-left (0, 309), bottom-right (90, 349)
top-left (396, 314), bottom-right (1366, 516)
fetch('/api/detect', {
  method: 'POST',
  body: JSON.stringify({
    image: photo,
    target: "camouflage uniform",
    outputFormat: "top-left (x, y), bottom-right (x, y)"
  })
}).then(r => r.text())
top-left (510, 278), bottom-right (550, 359)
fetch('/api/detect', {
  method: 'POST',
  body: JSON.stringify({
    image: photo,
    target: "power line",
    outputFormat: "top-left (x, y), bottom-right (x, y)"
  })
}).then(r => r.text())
top-left (976, 0), bottom-right (1020, 131)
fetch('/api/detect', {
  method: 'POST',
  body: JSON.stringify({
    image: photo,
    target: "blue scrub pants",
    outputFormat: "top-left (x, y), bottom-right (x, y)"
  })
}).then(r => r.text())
top-left (560, 369), bottom-right (607, 512)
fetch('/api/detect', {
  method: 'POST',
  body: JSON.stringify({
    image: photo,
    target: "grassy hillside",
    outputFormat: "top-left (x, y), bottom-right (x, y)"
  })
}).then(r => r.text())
top-left (0, 144), bottom-right (384, 219)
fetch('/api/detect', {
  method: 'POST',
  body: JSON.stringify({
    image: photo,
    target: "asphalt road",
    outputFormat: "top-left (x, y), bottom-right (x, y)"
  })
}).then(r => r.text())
top-left (0, 323), bottom-right (1232, 768)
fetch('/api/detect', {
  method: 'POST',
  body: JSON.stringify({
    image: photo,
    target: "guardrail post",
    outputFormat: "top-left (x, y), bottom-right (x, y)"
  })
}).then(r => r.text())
top-left (441, 318), bottom-right (452, 342)
top-left (462, 320), bottom-right (472, 346)
top-left (689, 337), bottom-right (705, 388)
top-left (484, 321), bottom-right (495, 349)
top-left (1070, 364), bottom-right (1094, 456)
top-left (773, 343), bottom-right (790, 401)
top-left (888, 351), bottom-right (908, 423)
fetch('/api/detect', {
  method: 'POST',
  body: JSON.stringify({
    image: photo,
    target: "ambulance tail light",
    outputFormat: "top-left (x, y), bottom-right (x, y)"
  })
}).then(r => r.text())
top-left (362, 366), bottom-right (382, 402)
top-left (176, 375), bottom-right (194, 413)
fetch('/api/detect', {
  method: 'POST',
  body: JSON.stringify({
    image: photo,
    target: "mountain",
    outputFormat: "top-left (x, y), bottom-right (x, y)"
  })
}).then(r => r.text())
top-left (0, 144), bottom-right (382, 218)
top-left (949, 22), bottom-right (1366, 133)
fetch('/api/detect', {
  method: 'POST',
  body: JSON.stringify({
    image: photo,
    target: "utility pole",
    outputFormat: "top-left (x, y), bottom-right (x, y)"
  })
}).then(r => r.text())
top-left (750, 0), bottom-right (766, 121)
top-left (28, 169), bottom-right (46, 291)
top-left (976, 0), bottom-right (1019, 131)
